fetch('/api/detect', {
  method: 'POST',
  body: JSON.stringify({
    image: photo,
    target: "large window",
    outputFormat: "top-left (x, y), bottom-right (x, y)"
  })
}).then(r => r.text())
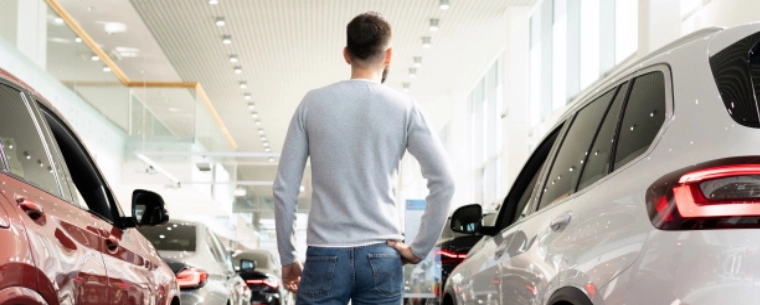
top-left (579, 0), bottom-right (601, 89)
top-left (616, 0), bottom-right (639, 63)
top-left (470, 56), bottom-right (504, 207)
top-left (529, 15), bottom-right (543, 127)
top-left (552, 0), bottom-right (568, 111)
top-left (0, 85), bottom-right (61, 196)
top-left (529, 0), bottom-right (639, 127)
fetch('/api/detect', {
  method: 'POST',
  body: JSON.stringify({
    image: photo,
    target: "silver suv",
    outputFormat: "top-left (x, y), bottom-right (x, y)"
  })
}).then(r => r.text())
top-left (443, 23), bottom-right (760, 305)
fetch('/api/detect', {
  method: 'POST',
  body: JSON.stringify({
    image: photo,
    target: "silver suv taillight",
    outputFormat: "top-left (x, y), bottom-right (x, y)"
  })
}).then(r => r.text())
top-left (647, 158), bottom-right (760, 229)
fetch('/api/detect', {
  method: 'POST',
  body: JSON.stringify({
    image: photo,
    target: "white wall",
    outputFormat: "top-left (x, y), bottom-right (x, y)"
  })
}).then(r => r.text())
top-left (682, 0), bottom-right (760, 35)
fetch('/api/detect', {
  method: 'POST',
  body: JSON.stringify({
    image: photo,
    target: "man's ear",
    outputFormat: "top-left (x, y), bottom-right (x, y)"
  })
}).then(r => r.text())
top-left (344, 47), bottom-right (351, 65)
top-left (384, 47), bottom-right (393, 66)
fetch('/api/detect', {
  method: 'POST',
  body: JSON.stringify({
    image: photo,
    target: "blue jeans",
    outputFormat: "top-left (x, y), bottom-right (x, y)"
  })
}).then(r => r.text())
top-left (296, 243), bottom-right (403, 305)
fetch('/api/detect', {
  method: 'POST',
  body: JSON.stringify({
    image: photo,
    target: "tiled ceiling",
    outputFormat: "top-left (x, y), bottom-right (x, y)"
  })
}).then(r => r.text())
top-left (126, 0), bottom-right (519, 155)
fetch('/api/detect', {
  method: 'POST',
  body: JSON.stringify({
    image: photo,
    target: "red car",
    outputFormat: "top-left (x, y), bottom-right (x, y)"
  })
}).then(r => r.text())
top-left (0, 69), bottom-right (180, 305)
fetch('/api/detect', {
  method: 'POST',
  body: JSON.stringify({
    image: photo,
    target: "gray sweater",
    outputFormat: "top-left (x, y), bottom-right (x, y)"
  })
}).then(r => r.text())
top-left (274, 79), bottom-right (455, 265)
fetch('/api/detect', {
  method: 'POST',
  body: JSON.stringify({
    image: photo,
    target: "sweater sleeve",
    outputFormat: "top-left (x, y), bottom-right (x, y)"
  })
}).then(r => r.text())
top-left (405, 102), bottom-right (456, 259)
top-left (273, 102), bottom-right (309, 266)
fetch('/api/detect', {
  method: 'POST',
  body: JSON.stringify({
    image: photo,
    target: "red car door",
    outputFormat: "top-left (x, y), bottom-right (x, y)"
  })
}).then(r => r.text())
top-left (0, 82), bottom-right (110, 304)
top-left (37, 104), bottom-right (162, 305)
top-left (41, 101), bottom-right (176, 304)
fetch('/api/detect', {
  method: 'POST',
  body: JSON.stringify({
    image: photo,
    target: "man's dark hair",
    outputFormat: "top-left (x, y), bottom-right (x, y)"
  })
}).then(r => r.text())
top-left (346, 12), bottom-right (392, 66)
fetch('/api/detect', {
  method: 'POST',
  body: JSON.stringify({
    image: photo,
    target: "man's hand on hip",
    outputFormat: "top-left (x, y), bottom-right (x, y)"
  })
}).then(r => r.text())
top-left (387, 240), bottom-right (423, 265)
top-left (282, 260), bottom-right (303, 293)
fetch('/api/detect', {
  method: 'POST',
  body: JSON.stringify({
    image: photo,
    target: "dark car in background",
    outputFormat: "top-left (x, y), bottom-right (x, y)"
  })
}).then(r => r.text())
top-left (434, 212), bottom-right (497, 297)
top-left (232, 249), bottom-right (292, 305)
top-left (138, 220), bottom-right (250, 305)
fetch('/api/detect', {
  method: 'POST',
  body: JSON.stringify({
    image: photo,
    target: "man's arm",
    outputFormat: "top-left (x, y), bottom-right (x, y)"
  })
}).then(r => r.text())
top-left (273, 103), bottom-right (309, 266)
top-left (404, 102), bottom-right (456, 260)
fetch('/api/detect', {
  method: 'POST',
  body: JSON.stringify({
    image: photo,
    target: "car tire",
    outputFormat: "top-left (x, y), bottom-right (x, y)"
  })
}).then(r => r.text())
top-left (442, 294), bottom-right (455, 305)
top-left (548, 287), bottom-right (593, 305)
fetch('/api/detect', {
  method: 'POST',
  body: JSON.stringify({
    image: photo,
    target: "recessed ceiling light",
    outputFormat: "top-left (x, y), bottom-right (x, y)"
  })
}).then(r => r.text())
top-left (168, 107), bottom-right (178, 112)
top-left (255, 120), bottom-right (261, 126)
top-left (75, 37), bottom-right (82, 43)
top-left (222, 35), bottom-right (232, 44)
top-left (91, 55), bottom-right (100, 61)
top-left (265, 147), bottom-right (271, 152)
top-left (247, 103), bottom-right (255, 110)
top-left (216, 17), bottom-right (226, 27)
top-left (234, 66), bottom-right (242, 74)
top-left (209, 0), bottom-right (219, 4)
top-left (422, 37), bottom-right (431, 48)
top-left (234, 188), bottom-right (246, 197)
top-left (239, 81), bottom-right (248, 89)
top-left (229, 55), bottom-right (239, 63)
top-left (251, 112), bottom-right (258, 118)
top-left (409, 68), bottom-right (417, 78)
top-left (104, 22), bottom-right (127, 34)
top-left (413, 57), bottom-right (422, 68)
top-left (53, 17), bottom-right (64, 25)
top-left (263, 142), bottom-right (270, 147)
top-left (244, 93), bottom-right (252, 100)
top-left (429, 19), bottom-right (440, 31)
top-left (268, 157), bottom-right (275, 163)
top-left (403, 82), bottom-right (410, 92)
top-left (440, 0), bottom-right (450, 10)
top-left (261, 137), bottom-right (267, 142)
top-left (258, 129), bottom-right (264, 134)
top-left (103, 66), bottom-right (111, 72)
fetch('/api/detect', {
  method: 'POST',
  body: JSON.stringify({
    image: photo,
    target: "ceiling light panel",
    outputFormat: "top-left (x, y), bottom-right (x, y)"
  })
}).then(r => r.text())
top-left (422, 36), bottom-right (432, 48)
top-left (440, 0), bottom-right (450, 10)
top-left (429, 18), bottom-right (440, 31)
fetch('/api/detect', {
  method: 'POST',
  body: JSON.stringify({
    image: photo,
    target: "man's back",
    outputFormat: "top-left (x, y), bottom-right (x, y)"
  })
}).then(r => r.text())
top-left (274, 78), bottom-right (454, 264)
top-left (303, 79), bottom-right (411, 246)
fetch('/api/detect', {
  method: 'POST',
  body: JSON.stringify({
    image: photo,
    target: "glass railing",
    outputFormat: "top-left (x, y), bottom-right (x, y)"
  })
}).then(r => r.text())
top-left (41, 2), bottom-right (235, 155)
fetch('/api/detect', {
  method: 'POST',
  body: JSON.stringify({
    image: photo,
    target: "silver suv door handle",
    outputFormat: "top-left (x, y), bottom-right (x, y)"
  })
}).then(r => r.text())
top-left (549, 213), bottom-right (572, 232)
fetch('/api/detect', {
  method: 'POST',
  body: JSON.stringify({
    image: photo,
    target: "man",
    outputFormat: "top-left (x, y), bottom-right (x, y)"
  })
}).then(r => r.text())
top-left (274, 12), bottom-right (455, 305)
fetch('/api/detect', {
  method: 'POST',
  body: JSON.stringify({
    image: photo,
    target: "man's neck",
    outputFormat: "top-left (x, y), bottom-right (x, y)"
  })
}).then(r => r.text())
top-left (350, 67), bottom-right (383, 83)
